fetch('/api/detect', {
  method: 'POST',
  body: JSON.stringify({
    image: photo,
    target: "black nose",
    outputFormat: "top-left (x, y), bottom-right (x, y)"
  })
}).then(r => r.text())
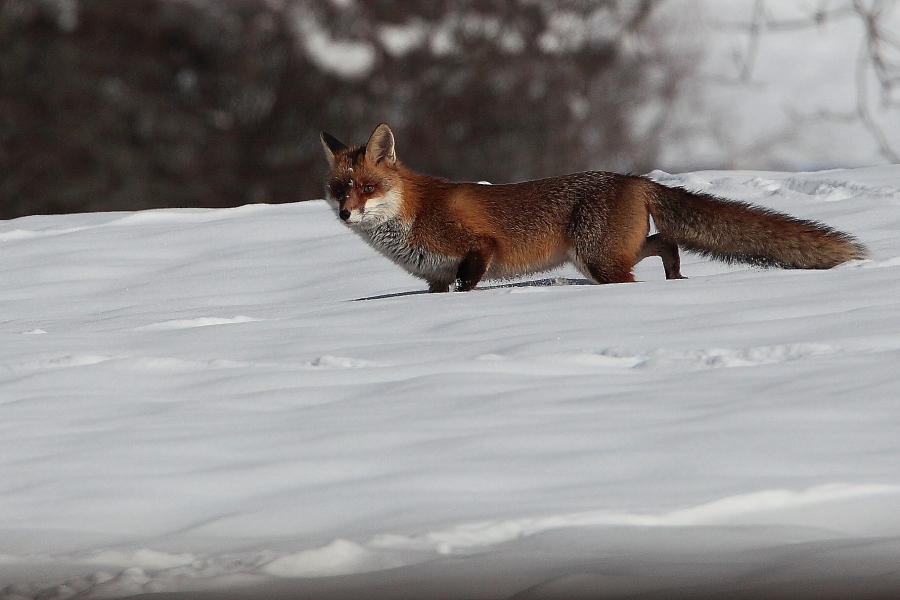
top-left (339, 209), bottom-right (350, 221)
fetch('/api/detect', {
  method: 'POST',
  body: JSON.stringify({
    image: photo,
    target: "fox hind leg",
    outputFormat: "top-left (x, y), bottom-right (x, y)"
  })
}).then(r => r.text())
top-left (636, 233), bottom-right (685, 280)
top-left (569, 235), bottom-right (637, 284)
top-left (575, 255), bottom-right (637, 284)
top-left (568, 202), bottom-right (644, 285)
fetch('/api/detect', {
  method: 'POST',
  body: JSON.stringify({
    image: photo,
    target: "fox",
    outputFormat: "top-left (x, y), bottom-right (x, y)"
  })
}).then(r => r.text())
top-left (319, 123), bottom-right (869, 292)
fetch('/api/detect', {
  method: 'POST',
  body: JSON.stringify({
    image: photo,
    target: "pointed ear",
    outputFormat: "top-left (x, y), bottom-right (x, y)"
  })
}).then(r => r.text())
top-left (365, 123), bottom-right (397, 168)
top-left (320, 131), bottom-right (347, 167)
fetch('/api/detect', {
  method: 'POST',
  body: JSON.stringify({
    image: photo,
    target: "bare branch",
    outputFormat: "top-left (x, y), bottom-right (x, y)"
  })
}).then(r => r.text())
top-left (853, 21), bottom-right (900, 162)
top-left (728, 0), bottom-right (900, 163)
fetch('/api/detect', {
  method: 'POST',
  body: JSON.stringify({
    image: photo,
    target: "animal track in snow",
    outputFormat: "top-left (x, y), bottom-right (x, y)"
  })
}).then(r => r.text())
top-left (114, 357), bottom-right (249, 372)
top-left (304, 355), bottom-right (378, 369)
top-left (548, 343), bottom-right (837, 371)
top-left (1, 354), bottom-right (111, 374)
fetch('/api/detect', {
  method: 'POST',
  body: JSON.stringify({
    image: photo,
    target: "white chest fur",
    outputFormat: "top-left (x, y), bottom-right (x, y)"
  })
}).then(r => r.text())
top-left (356, 218), bottom-right (458, 282)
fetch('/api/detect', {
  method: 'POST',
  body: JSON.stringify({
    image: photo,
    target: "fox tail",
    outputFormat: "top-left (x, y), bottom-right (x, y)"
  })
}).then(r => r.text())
top-left (647, 183), bottom-right (869, 269)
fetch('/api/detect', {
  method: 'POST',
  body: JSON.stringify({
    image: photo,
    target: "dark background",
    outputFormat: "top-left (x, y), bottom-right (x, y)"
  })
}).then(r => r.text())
top-left (0, 0), bottom-right (698, 219)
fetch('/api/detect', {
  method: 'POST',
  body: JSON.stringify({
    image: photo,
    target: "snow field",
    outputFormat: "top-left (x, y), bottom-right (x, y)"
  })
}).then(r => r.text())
top-left (0, 167), bottom-right (899, 598)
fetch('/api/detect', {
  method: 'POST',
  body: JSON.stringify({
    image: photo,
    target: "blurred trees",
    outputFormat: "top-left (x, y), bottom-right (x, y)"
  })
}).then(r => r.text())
top-left (0, 0), bottom-right (699, 219)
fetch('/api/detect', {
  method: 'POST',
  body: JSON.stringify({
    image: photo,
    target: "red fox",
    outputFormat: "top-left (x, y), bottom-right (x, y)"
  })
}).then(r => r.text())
top-left (320, 124), bottom-right (869, 292)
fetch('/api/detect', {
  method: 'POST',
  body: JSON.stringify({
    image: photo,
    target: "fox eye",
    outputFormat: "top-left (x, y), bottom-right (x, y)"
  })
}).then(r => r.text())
top-left (362, 184), bottom-right (375, 194)
top-left (331, 185), bottom-right (345, 199)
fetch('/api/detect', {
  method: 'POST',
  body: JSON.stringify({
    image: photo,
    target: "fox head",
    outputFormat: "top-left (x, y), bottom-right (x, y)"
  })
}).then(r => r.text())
top-left (320, 124), bottom-right (401, 228)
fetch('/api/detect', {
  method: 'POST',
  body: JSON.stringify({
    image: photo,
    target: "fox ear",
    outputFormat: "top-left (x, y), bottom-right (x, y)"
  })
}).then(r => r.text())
top-left (320, 131), bottom-right (347, 167)
top-left (365, 123), bottom-right (397, 168)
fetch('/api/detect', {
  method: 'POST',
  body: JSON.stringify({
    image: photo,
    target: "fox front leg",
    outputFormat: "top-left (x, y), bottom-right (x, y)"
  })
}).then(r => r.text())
top-left (427, 280), bottom-right (451, 293)
top-left (455, 238), bottom-right (496, 292)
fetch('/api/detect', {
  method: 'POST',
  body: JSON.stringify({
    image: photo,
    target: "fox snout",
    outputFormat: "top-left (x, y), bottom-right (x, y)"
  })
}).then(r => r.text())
top-left (335, 195), bottom-right (364, 223)
top-left (325, 179), bottom-right (401, 227)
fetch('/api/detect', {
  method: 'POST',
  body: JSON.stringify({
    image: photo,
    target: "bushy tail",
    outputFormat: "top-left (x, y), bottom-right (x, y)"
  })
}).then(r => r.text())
top-left (647, 183), bottom-right (869, 269)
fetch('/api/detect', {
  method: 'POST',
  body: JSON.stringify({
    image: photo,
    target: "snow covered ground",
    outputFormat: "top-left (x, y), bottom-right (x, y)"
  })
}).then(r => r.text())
top-left (1, 167), bottom-right (900, 599)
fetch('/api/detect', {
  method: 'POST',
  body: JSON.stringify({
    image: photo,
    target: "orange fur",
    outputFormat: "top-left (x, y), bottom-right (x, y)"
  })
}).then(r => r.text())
top-left (320, 124), bottom-right (869, 292)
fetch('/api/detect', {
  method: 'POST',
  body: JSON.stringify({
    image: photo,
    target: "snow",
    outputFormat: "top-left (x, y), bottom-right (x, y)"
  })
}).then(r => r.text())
top-left (1, 167), bottom-right (900, 599)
